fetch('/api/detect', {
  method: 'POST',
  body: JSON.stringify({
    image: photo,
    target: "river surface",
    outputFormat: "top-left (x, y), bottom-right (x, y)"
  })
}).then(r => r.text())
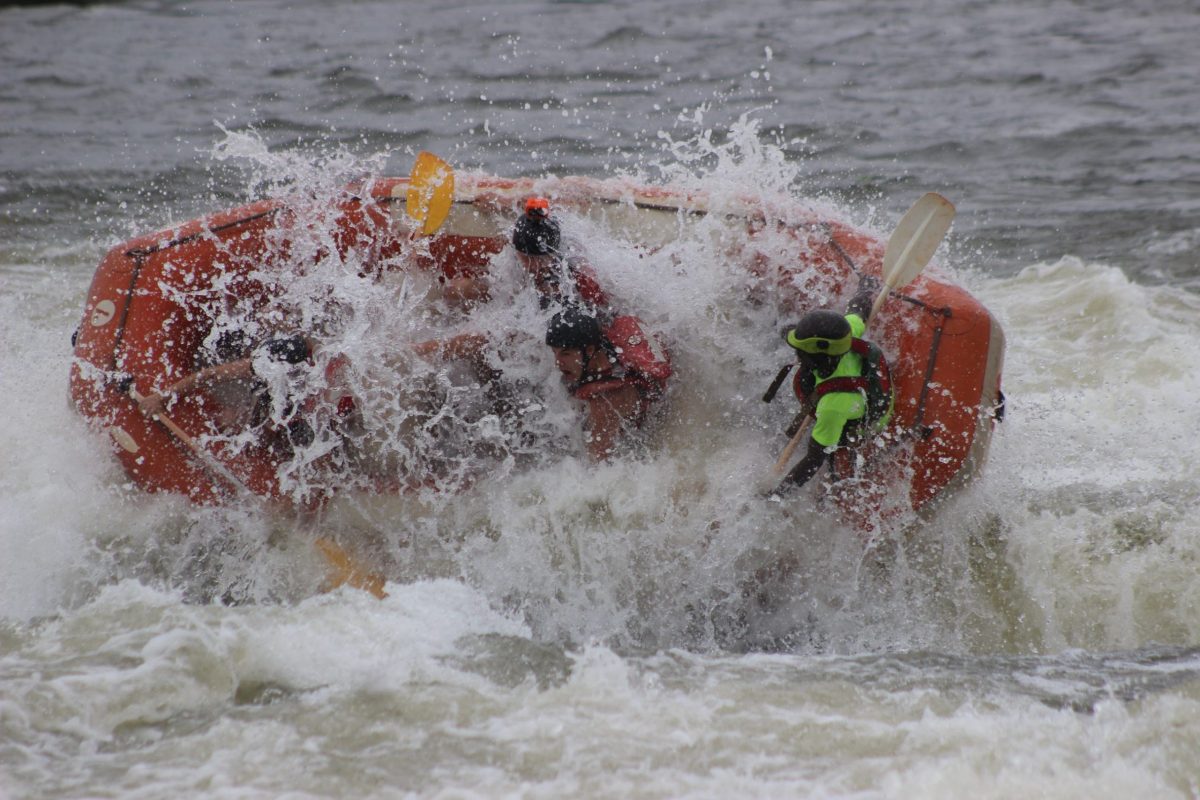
top-left (3, 1), bottom-right (1200, 797)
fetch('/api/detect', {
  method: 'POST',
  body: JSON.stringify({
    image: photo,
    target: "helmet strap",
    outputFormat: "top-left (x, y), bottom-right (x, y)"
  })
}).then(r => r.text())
top-left (579, 341), bottom-right (616, 383)
top-left (580, 344), bottom-right (600, 380)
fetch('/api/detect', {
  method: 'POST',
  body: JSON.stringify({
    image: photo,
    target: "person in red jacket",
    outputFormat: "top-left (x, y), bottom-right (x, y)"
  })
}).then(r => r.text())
top-left (437, 196), bottom-right (609, 315)
top-left (544, 306), bottom-right (671, 461)
top-left (415, 200), bottom-right (672, 461)
top-left (136, 334), bottom-right (359, 460)
top-left (510, 196), bottom-right (610, 311)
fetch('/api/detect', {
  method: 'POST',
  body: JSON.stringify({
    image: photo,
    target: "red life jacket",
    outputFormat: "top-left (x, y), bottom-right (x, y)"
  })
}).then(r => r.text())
top-left (573, 262), bottom-right (610, 309)
top-left (605, 315), bottom-right (672, 383)
top-left (573, 315), bottom-right (672, 409)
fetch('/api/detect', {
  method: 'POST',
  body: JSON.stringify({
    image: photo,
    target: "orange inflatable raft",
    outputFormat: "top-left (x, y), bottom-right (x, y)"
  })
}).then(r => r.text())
top-left (69, 173), bottom-right (1004, 517)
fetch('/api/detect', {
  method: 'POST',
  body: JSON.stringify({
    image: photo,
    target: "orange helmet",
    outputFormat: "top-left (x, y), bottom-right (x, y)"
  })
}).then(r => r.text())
top-left (525, 196), bottom-right (550, 218)
top-left (513, 199), bottom-right (560, 255)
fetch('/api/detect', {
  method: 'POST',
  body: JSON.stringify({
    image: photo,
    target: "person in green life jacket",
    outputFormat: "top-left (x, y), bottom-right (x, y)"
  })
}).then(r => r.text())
top-left (776, 275), bottom-right (894, 492)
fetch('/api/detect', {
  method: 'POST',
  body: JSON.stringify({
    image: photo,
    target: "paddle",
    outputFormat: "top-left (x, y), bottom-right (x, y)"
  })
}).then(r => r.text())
top-left (869, 192), bottom-right (956, 321)
top-left (315, 538), bottom-right (389, 599)
top-left (129, 382), bottom-right (389, 598)
top-left (128, 384), bottom-right (252, 496)
top-left (772, 411), bottom-right (814, 476)
top-left (772, 192), bottom-right (956, 477)
top-left (406, 151), bottom-right (455, 236)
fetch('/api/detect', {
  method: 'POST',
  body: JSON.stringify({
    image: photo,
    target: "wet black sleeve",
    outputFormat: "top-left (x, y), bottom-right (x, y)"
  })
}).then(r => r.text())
top-left (846, 274), bottom-right (881, 321)
top-left (262, 336), bottom-right (311, 365)
top-left (783, 435), bottom-right (828, 489)
top-left (794, 361), bottom-right (816, 399)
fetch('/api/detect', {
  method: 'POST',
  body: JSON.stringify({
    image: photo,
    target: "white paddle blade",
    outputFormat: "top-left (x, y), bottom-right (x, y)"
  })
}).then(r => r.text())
top-left (870, 192), bottom-right (955, 321)
top-left (882, 192), bottom-right (956, 291)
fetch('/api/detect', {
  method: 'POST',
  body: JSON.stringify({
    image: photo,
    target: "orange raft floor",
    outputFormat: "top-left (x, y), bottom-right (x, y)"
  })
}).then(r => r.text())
top-left (69, 174), bottom-right (1005, 517)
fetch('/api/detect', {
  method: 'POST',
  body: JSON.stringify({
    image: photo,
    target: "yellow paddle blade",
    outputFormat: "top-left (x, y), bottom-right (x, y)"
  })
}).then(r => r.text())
top-left (315, 537), bottom-right (388, 599)
top-left (406, 151), bottom-right (455, 236)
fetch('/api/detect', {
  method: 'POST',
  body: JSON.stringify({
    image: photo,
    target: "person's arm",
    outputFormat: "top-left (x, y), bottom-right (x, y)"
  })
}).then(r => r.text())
top-left (582, 384), bottom-right (642, 461)
top-left (569, 259), bottom-right (610, 309)
top-left (846, 274), bottom-right (882, 322)
top-left (781, 434), bottom-right (828, 490)
top-left (442, 274), bottom-right (491, 310)
top-left (412, 333), bottom-right (488, 362)
top-left (411, 332), bottom-right (503, 386)
top-left (137, 358), bottom-right (255, 416)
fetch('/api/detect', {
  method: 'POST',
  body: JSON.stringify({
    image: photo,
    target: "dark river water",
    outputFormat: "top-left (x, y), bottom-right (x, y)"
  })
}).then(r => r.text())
top-left (3, 1), bottom-right (1200, 797)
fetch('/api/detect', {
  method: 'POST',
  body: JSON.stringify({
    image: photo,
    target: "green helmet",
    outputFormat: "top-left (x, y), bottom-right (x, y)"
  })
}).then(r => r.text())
top-left (785, 310), bottom-right (852, 356)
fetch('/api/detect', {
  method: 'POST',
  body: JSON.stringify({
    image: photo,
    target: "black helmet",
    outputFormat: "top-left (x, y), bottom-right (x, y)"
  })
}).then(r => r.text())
top-left (785, 309), bottom-right (852, 355)
top-left (545, 306), bottom-right (603, 349)
top-left (512, 204), bottom-right (561, 255)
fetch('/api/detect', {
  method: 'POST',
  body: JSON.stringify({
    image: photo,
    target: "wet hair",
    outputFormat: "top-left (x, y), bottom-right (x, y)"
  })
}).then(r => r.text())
top-left (212, 329), bottom-right (251, 362)
top-left (262, 335), bottom-right (311, 365)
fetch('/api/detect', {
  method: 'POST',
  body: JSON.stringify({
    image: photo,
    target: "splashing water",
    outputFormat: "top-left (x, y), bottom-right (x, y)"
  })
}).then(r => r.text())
top-left (27, 122), bottom-right (984, 654)
top-left (21, 121), bottom-right (1190, 663)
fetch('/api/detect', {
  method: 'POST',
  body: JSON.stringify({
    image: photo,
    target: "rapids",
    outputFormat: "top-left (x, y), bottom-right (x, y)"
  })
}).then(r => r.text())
top-left (3, 1), bottom-right (1200, 796)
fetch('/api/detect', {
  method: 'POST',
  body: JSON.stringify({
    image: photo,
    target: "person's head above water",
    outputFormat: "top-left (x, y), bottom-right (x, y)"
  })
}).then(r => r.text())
top-left (512, 197), bottom-right (561, 256)
top-left (545, 305), bottom-right (604, 350)
top-left (784, 309), bottom-right (852, 356)
top-left (784, 309), bottom-right (852, 375)
top-left (545, 305), bottom-right (609, 384)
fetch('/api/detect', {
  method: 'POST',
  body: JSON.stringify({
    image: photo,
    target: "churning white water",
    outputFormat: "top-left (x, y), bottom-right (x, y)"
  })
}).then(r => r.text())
top-left (4, 131), bottom-right (1200, 798)
top-left (4, 0), bottom-right (1200, 794)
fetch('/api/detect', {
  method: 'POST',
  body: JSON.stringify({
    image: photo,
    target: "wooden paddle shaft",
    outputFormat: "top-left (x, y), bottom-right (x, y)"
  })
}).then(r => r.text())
top-left (128, 387), bottom-right (249, 495)
top-left (131, 388), bottom-right (390, 599)
top-left (773, 416), bottom-right (813, 475)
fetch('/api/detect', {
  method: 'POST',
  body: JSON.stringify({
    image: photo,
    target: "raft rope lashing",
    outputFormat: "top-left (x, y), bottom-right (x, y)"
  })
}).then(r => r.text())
top-left (911, 305), bottom-right (952, 437)
top-left (821, 223), bottom-right (860, 275)
top-left (106, 250), bottom-right (146, 372)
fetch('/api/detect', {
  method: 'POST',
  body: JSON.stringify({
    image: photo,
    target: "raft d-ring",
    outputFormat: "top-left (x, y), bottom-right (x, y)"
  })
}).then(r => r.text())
top-left (90, 299), bottom-right (117, 327)
top-left (109, 426), bottom-right (139, 453)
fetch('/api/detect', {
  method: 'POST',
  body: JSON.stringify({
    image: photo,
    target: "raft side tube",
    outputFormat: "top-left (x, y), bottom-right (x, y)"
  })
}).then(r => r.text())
top-left (878, 280), bottom-right (1003, 511)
